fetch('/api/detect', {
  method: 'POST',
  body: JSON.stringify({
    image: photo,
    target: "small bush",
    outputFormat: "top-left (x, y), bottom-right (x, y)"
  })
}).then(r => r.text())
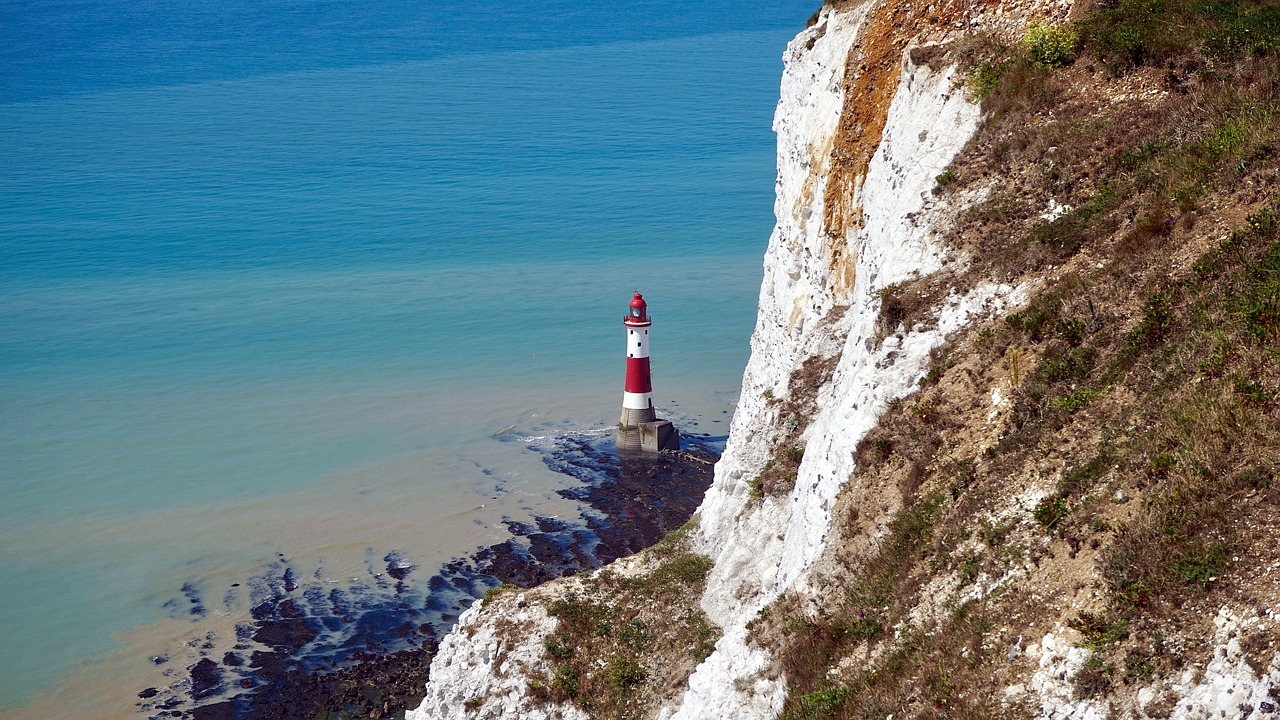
top-left (1071, 612), bottom-right (1130, 651)
top-left (650, 553), bottom-right (713, 586)
top-left (618, 619), bottom-right (652, 652)
top-left (1124, 652), bottom-right (1156, 682)
top-left (1235, 239), bottom-right (1280, 341)
top-left (1053, 387), bottom-right (1102, 413)
top-left (1023, 21), bottom-right (1080, 67)
top-left (847, 611), bottom-right (882, 641)
top-left (1042, 346), bottom-right (1096, 383)
top-left (604, 656), bottom-right (647, 689)
top-left (934, 168), bottom-right (959, 194)
top-left (544, 633), bottom-right (573, 660)
top-left (1033, 496), bottom-right (1069, 529)
top-left (1007, 299), bottom-right (1060, 341)
top-left (1073, 654), bottom-right (1113, 698)
top-left (1175, 546), bottom-right (1229, 587)
top-left (967, 59), bottom-right (1004, 101)
top-left (483, 583), bottom-right (517, 603)
top-left (551, 663), bottom-right (579, 699)
top-left (795, 686), bottom-right (850, 718)
top-left (1128, 290), bottom-right (1176, 348)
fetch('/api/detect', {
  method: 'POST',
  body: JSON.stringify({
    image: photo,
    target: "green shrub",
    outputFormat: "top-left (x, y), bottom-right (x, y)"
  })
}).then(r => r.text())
top-left (604, 656), bottom-right (647, 689)
top-left (619, 619), bottom-right (652, 652)
top-left (847, 611), bottom-right (882, 641)
top-left (652, 553), bottom-right (713, 585)
top-left (551, 663), bottom-right (579, 698)
top-left (1128, 291), bottom-right (1175, 348)
top-left (1202, 2), bottom-right (1280, 59)
top-left (1042, 346), bottom-right (1096, 383)
top-left (1006, 294), bottom-right (1062, 341)
top-left (1235, 239), bottom-right (1280, 341)
top-left (1175, 546), bottom-right (1229, 587)
top-left (544, 633), bottom-right (573, 660)
top-left (1070, 612), bottom-right (1129, 652)
top-left (967, 60), bottom-right (1003, 101)
top-left (1033, 496), bottom-right (1069, 529)
top-left (1054, 387), bottom-right (1102, 413)
top-left (483, 583), bottom-right (516, 603)
top-left (795, 686), bottom-right (850, 718)
top-left (1023, 21), bottom-right (1079, 67)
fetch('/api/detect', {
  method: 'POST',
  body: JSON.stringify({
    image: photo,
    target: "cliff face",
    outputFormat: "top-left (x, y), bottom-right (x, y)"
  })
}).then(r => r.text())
top-left (676, 7), bottom-right (1015, 716)
top-left (408, 0), bottom-right (1280, 717)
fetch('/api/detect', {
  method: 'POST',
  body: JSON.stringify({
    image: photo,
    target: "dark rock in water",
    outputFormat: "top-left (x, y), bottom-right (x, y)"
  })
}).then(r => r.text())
top-left (385, 551), bottom-right (416, 581)
top-left (192, 700), bottom-right (237, 720)
top-left (236, 644), bottom-right (437, 720)
top-left (183, 433), bottom-right (716, 720)
top-left (250, 599), bottom-right (317, 651)
top-left (502, 519), bottom-right (538, 536)
top-left (248, 650), bottom-right (289, 678)
top-left (137, 687), bottom-right (159, 699)
top-left (151, 655), bottom-right (169, 665)
top-left (282, 567), bottom-right (298, 593)
top-left (182, 581), bottom-right (208, 617)
top-left (190, 658), bottom-right (223, 700)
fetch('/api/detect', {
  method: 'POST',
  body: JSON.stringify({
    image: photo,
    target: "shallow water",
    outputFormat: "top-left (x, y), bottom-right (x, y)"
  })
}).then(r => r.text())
top-left (0, 1), bottom-right (810, 715)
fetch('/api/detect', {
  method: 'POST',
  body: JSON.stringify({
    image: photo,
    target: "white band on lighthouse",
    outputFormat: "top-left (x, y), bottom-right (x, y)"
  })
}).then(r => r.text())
top-left (622, 391), bottom-right (651, 410)
top-left (626, 327), bottom-right (650, 358)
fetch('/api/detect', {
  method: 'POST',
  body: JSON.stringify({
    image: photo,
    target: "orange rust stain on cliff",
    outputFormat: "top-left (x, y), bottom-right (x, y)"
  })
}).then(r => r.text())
top-left (822, 0), bottom-right (1002, 291)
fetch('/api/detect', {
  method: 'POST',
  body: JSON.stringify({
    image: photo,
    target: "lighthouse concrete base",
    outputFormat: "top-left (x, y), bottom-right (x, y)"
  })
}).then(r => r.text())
top-left (616, 419), bottom-right (679, 453)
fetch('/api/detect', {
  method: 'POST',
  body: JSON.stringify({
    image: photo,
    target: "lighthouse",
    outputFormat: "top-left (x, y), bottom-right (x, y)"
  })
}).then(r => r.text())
top-left (616, 292), bottom-right (679, 452)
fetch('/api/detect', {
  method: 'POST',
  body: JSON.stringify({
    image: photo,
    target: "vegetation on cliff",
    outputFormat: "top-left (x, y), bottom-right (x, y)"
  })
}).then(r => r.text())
top-left (754, 0), bottom-right (1280, 717)
top-left (518, 520), bottom-right (721, 719)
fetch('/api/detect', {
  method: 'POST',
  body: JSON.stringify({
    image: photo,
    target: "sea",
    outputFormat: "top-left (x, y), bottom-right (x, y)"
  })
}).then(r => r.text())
top-left (0, 1), bottom-right (812, 716)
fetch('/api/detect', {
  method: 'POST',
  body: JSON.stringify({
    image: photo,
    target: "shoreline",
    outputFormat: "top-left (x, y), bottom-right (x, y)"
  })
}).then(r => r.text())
top-left (149, 433), bottom-right (719, 720)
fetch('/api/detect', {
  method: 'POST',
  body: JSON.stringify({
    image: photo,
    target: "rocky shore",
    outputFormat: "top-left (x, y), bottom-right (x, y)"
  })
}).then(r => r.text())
top-left (141, 433), bottom-right (718, 720)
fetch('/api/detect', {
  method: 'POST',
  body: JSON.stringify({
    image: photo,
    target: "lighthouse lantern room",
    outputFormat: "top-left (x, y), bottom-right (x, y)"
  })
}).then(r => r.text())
top-left (616, 292), bottom-right (679, 452)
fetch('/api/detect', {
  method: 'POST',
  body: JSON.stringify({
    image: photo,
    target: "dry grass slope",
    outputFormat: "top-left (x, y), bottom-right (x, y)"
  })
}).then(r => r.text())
top-left (752, 1), bottom-right (1280, 717)
top-left (517, 521), bottom-right (721, 720)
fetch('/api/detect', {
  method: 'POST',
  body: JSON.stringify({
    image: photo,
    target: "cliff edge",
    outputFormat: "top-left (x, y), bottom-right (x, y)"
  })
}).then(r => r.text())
top-left (409, 0), bottom-right (1280, 717)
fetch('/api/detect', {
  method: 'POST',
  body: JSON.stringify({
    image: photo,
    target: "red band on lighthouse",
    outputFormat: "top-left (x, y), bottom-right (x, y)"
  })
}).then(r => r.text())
top-left (624, 357), bottom-right (652, 394)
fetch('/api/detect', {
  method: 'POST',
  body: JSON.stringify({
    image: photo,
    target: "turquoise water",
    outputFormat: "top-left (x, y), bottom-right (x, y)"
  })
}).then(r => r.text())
top-left (0, 1), bottom-right (809, 714)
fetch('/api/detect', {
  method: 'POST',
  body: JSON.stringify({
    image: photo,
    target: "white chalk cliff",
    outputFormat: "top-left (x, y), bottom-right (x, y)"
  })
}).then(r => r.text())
top-left (408, 2), bottom-right (1280, 718)
top-left (409, 5), bottom-right (1001, 717)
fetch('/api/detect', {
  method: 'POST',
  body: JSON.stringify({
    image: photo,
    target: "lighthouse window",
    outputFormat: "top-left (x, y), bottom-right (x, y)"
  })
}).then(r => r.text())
top-left (636, 341), bottom-right (641, 348)
top-left (630, 307), bottom-right (643, 318)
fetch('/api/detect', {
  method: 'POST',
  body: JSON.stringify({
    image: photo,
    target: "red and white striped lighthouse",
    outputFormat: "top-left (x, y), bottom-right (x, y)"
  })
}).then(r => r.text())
top-left (621, 292), bottom-right (656, 426)
top-left (617, 292), bottom-right (679, 452)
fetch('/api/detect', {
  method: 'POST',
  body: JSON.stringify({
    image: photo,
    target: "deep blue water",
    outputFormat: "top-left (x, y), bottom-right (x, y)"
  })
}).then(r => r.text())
top-left (0, 0), bottom-right (811, 714)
